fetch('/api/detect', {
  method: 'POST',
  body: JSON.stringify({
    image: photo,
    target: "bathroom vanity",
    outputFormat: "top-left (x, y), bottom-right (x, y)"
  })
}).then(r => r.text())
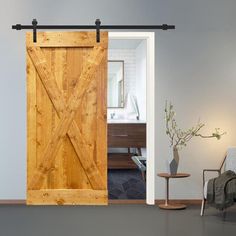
top-left (108, 120), bottom-right (146, 169)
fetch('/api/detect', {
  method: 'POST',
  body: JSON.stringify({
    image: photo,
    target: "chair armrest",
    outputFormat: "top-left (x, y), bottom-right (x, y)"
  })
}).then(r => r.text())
top-left (202, 169), bottom-right (221, 187)
top-left (131, 156), bottom-right (146, 172)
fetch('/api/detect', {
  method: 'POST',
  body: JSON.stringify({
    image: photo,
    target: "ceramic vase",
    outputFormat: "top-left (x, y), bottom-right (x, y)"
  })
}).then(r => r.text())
top-left (168, 147), bottom-right (179, 175)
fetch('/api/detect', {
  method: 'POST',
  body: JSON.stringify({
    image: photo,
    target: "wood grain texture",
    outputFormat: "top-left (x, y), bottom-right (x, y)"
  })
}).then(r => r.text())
top-left (157, 173), bottom-right (191, 178)
top-left (27, 53), bottom-right (37, 187)
top-left (108, 123), bottom-right (146, 148)
top-left (26, 32), bottom-right (108, 48)
top-left (27, 46), bottom-right (106, 190)
top-left (27, 32), bottom-right (108, 205)
top-left (96, 55), bottom-right (108, 181)
top-left (108, 123), bottom-right (146, 169)
top-left (108, 153), bottom-right (137, 169)
top-left (27, 189), bottom-right (108, 205)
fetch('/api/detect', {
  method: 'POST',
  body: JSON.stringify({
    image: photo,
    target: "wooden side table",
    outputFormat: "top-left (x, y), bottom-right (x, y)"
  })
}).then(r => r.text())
top-left (157, 173), bottom-right (190, 210)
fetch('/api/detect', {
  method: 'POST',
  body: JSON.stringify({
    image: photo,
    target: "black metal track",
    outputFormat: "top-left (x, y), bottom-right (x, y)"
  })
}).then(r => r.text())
top-left (12, 24), bottom-right (175, 30)
top-left (12, 19), bottom-right (175, 43)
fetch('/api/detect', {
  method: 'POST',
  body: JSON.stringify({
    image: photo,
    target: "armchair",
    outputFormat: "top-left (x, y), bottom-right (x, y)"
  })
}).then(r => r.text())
top-left (201, 147), bottom-right (236, 216)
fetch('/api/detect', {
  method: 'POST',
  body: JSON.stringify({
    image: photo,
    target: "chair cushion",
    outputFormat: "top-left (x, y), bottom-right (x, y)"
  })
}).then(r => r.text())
top-left (204, 181), bottom-right (209, 199)
top-left (225, 147), bottom-right (236, 172)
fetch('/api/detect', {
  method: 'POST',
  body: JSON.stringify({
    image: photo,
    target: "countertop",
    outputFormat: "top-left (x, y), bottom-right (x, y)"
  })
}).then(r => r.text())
top-left (107, 119), bottom-right (146, 124)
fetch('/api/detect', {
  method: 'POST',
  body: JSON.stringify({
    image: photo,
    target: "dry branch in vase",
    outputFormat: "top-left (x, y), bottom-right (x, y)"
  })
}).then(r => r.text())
top-left (164, 101), bottom-right (226, 174)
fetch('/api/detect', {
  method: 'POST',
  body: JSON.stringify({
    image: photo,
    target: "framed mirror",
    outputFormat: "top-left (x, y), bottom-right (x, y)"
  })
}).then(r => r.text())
top-left (107, 60), bottom-right (124, 108)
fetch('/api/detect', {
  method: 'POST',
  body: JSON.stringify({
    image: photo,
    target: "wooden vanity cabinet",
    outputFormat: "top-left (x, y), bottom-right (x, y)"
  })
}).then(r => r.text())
top-left (108, 123), bottom-right (146, 169)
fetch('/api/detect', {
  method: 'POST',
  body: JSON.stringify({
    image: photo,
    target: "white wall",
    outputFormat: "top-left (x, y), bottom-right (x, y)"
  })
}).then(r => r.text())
top-left (135, 40), bottom-right (146, 121)
top-left (155, 32), bottom-right (236, 199)
top-left (0, 0), bottom-right (236, 200)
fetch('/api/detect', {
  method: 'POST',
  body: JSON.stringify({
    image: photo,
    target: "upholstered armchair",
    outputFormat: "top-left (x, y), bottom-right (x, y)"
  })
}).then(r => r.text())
top-left (201, 147), bottom-right (236, 216)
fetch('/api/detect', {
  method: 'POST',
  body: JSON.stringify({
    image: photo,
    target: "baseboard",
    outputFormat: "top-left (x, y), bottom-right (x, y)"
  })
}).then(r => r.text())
top-left (109, 199), bottom-right (146, 204)
top-left (109, 199), bottom-right (202, 205)
top-left (0, 199), bottom-right (202, 205)
top-left (155, 199), bottom-right (202, 205)
top-left (0, 200), bottom-right (26, 204)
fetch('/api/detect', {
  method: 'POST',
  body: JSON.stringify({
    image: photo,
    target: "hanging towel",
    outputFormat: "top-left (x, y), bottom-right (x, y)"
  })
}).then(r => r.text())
top-left (125, 92), bottom-right (140, 120)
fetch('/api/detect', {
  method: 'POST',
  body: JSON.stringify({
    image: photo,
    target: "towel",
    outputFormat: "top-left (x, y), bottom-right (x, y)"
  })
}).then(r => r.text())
top-left (125, 92), bottom-right (140, 120)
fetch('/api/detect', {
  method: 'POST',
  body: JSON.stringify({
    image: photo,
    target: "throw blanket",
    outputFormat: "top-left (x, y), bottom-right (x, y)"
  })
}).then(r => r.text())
top-left (207, 170), bottom-right (236, 210)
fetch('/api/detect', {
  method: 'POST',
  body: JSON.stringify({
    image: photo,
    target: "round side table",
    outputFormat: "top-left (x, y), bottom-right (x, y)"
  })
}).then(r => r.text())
top-left (157, 173), bottom-right (190, 210)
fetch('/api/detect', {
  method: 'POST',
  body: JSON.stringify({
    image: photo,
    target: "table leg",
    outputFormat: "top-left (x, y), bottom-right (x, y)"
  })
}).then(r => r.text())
top-left (158, 177), bottom-right (187, 210)
top-left (165, 177), bottom-right (169, 206)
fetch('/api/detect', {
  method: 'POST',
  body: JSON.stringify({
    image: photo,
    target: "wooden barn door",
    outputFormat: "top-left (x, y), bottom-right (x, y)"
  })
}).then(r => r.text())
top-left (26, 32), bottom-right (108, 205)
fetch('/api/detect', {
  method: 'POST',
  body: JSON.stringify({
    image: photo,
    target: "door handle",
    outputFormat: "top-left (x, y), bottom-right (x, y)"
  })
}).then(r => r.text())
top-left (111, 134), bottom-right (129, 137)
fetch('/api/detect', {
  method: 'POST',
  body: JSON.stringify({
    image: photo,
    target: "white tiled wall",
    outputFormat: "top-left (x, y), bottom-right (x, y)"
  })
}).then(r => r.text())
top-left (108, 47), bottom-right (147, 121)
top-left (108, 49), bottom-right (136, 103)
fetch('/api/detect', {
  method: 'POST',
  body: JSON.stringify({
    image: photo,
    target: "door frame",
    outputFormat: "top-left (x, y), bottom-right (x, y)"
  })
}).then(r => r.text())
top-left (108, 32), bottom-right (155, 205)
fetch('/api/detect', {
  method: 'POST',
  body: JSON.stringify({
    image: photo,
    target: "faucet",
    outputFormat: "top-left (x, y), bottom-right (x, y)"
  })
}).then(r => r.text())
top-left (110, 112), bottom-right (115, 119)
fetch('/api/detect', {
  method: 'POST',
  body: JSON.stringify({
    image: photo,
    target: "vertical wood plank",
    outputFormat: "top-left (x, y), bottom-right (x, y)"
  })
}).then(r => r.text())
top-left (96, 55), bottom-right (108, 181)
top-left (47, 48), bottom-right (68, 189)
top-left (64, 48), bottom-right (91, 189)
top-left (26, 53), bottom-right (37, 188)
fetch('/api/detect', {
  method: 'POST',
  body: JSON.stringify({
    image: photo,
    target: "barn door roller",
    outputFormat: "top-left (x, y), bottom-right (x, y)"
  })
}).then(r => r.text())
top-left (95, 19), bottom-right (101, 43)
top-left (32, 19), bottom-right (38, 43)
top-left (12, 18), bottom-right (175, 43)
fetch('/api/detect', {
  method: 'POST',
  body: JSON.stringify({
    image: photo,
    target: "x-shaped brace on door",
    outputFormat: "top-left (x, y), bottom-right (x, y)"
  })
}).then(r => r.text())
top-left (27, 45), bottom-right (106, 190)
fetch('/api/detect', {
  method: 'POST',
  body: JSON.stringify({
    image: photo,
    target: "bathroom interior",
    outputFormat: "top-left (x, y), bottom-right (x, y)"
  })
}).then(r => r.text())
top-left (107, 38), bottom-right (147, 200)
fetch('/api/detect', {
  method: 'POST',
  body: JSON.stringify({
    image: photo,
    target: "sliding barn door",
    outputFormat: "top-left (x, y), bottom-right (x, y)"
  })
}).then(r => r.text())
top-left (26, 32), bottom-right (108, 205)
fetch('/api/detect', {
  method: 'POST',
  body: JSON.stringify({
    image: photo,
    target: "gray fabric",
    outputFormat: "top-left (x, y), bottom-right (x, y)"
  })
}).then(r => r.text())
top-left (207, 170), bottom-right (236, 210)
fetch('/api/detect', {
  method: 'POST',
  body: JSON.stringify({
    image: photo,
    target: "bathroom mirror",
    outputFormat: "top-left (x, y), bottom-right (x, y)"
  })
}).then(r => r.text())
top-left (107, 60), bottom-right (124, 108)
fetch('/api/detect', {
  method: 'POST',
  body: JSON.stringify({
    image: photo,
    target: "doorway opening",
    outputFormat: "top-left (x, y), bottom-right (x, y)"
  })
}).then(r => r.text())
top-left (107, 32), bottom-right (155, 204)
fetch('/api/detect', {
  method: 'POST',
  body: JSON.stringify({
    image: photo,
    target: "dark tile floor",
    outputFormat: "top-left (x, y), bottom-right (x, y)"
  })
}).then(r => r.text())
top-left (0, 205), bottom-right (235, 236)
top-left (108, 169), bottom-right (146, 199)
